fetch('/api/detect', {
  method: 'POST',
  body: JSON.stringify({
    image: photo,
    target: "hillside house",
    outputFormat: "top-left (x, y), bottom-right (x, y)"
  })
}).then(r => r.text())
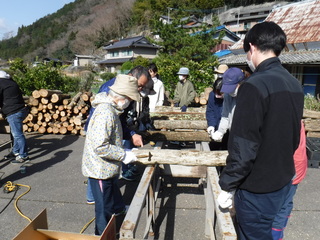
top-left (74, 54), bottom-right (96, 67)
top-left (97, 36), bottom-right (160, 73)
top-left (218, 0), bottom-right (320, 97)
top-left (218, 1), bottom-right (289, 37)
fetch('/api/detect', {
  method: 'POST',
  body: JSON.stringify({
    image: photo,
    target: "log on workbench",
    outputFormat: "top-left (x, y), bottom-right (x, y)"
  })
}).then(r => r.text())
top-left (132, 149), bottom-right (228, 166)
top-left (153, 106), bottom-right (206, 113)
top-left (153, 120), bottom-right (207, 130)
top-left (145, 130), bottom-right (210, 142)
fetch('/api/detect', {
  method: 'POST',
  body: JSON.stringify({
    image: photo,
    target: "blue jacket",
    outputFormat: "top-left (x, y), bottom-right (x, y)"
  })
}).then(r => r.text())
top-left (205, 91), bottom-right (223, 129)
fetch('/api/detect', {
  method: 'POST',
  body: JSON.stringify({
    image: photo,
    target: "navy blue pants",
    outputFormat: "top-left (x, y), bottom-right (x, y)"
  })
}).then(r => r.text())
top-left (272, 184), bottom-right (298, 239)
top-left (90, 177), bottom-right (125, 235)
top-left (235, 182), bottom-right (292, 240)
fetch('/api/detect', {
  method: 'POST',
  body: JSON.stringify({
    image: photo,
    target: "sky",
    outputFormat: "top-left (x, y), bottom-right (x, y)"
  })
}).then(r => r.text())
top-left (0, 0), bottom-right (75, 39)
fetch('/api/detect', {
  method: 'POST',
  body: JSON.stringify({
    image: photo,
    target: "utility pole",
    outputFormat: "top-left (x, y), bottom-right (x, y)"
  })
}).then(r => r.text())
top-left (167, 7), bottom-right (173, 24)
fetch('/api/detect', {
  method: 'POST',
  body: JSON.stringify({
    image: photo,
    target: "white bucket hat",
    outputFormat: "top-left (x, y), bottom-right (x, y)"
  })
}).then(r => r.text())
top-left (109, 74), bottom-right (140, 102)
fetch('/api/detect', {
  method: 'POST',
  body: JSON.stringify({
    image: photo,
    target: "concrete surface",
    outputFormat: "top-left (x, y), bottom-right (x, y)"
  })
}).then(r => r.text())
top-left (0, 133), bottom-right (319, 240)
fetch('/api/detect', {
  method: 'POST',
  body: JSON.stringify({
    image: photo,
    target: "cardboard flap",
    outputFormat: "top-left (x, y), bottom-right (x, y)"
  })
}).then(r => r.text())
top-left (37, 229), bottom-right (100, 240)
top-left (13, 209), bottom-right (48, 240)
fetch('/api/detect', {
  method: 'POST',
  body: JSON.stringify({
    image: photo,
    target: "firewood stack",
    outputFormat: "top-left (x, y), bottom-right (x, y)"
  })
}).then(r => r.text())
top-left (23, 89), bottom-right (92, 135)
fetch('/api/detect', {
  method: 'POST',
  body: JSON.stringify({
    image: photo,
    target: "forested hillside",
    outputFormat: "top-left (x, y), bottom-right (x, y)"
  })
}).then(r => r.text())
top-left (0, 0), bottom-right (294, 62)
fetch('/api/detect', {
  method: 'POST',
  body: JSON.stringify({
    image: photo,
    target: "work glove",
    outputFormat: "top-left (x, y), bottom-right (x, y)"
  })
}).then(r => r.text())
top-left (217, 190), bottom-right (235, 209)
top-left (211, 131), bottom-right (223, 142)
top-left (123, 151), bottom-right (137, 165)
top-left (174, 102), bottom-right (179, 107)
top-left (207, 126), bottom-right (215, 136)
top-left (181, 105), bottom-right (187, 112)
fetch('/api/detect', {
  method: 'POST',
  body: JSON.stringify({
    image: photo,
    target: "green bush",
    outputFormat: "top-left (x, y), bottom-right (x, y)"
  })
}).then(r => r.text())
top-left (304, 94), bottom-right (320, 111)
top-left (100, 72), bottom-right (117, 81)
top-left (8, 58), bottom-right (81, 96)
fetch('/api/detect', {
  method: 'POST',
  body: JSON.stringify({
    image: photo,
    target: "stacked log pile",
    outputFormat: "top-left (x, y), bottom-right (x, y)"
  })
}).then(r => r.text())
top-left (303, 109), bottom-right (320, 137)
top-left (148, 106), bottom-right (320, 141)
top-left (24, 89), bottom-right (91, 135)
top-left (146, 106), bottom-right (209, 142)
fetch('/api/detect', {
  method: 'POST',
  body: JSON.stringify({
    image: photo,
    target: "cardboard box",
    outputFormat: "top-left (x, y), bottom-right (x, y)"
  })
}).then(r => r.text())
top-left (13, 209), bottom-right (116, 240)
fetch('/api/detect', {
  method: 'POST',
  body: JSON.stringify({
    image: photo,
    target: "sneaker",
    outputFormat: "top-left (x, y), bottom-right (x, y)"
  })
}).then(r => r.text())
top-left (4, 152), bottom-right (18, 160)
top-left (87, 200), bottom-right (95, 205)
top-left (120, 170), bottom-right (138, 181)
top-left (11, 155), bottom-right (30, 165)
top-left (115, 205), bottom-right (129, 216)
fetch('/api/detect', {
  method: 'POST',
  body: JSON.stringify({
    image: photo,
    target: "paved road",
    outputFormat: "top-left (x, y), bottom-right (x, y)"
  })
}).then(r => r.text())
top-left (0, 133), bottom-right (319, 239)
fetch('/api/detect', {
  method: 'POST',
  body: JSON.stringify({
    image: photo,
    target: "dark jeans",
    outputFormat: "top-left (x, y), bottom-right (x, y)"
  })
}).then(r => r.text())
top-left (89, 177), bottom-right (125, 235)
top-left (6, 107), bottom-right (29, 158)
top-left (235, 181), bottom-right (292, 240)
top-left (272, 184), bottom-right (298, 240)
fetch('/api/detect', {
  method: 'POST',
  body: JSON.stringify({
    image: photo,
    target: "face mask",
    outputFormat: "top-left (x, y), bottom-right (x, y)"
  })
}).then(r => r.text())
top-left (152, 77), bottom-right (158, 82)
top-left (229, 87), bottom-right (239, 97)
top-left (140, 91), bottom-right (147, 97)
top-left (117, 98), bottom-right (130, 109)
top-left (178, 75), bottom-right (185, 81)
top-left (215, 93), bottom-right (223, 99)
top-left (246, 51), bottom-right (256, 72)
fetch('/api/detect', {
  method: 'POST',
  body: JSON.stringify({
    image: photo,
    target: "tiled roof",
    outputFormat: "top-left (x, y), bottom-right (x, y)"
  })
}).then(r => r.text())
top-left (230, 0), bottom-right (320, 50)
top-left (104, 36), bottom-right (159, 50)
top-left (265, 0), bottom-right (320, 44)
top-left (219, 50), bottom-right (320, 65)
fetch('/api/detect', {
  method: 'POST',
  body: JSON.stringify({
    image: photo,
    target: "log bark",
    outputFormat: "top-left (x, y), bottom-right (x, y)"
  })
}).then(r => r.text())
top-left (153, 120), bottom-right (207, 130)
top-left (304, 119), bottom-right (320, 132)
top-left (51, 93), bottom-right (71, 103)
top-left (153, 106), bottom-right (206, 113)
top-left (28, 96), bottom-right (39, 106)
top-left (204, 87), bottom-right (213, 101)
top-left (144, 130), bottom-right (210, 142)
top-left (132, 149), bottom-right (227, 166)
top-left (303, 109), bottom-right (320, 119)
top-left (68, 92), bottom-right (82, 108)
top-left (32, 90), bottom-right (41, 99)
top-left (39, 89), bottom-right (63, 98)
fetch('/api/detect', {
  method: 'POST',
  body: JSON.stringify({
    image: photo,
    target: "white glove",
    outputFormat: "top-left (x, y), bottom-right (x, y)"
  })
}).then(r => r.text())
top-left (123, 151), bottom-right (137, 165)
top-left (207, 126), bottom-right (215, 135)
top-left (217, 190), bottom-right (235, 209)
top-left (211, 131), bottom-right (223, 142)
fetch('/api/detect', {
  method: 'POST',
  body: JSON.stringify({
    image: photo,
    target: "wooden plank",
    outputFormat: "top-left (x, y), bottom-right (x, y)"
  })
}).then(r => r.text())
top-left (133, 149), bottom-right (227, 166)
top-left (207, 167), bottom-right (237, 240)
top-left (120, 165), bottom-right (156, 239)
top-left (153, 120), bottom-right (207, 130)
top-left (153, 106), bottom-right (206, 113)
top-left (160, 164), bottom-right (207, 178)
top-left (145, 131), bottom-right (210, 142)
top-left (201, 142), bottom-right (211, 152)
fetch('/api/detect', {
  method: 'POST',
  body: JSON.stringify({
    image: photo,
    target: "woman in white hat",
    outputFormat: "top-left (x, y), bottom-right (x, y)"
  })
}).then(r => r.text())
top-left (81, 74), bottom-right (140, 236)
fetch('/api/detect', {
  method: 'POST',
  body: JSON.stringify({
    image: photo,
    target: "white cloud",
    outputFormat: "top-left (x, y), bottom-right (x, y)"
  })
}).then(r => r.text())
top-left (0, 18), bottom-right (8, 31)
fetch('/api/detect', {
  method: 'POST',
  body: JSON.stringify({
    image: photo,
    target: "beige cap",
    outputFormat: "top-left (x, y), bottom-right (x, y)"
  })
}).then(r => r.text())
top-left (109, 74), bottom-right (140, 102)
top-left (215, 64), bottom-right (229, 74)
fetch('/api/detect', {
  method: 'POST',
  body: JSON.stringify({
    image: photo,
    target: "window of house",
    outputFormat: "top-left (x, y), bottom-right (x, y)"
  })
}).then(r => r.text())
top-left (122, 50), bottom-right (133, 56)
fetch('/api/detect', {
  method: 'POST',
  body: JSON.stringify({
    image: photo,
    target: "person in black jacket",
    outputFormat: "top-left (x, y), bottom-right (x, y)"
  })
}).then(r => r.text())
top-left (0, 71), bottom-right (30, 164)
top-left (217, 22), bottom-right (304, 240)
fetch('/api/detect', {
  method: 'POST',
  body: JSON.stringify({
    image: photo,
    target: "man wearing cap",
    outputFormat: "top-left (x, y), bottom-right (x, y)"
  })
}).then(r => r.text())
top-left (206, 64), bottom-right (229, 146)
top-left (0, 70), bottom-right (30, 164)
top-left (211, 67), bottom-right (245, 142)
top-left (173, 67), bottom-right (196, 112)
top-left (82, 74), bottom-right (140, 236)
